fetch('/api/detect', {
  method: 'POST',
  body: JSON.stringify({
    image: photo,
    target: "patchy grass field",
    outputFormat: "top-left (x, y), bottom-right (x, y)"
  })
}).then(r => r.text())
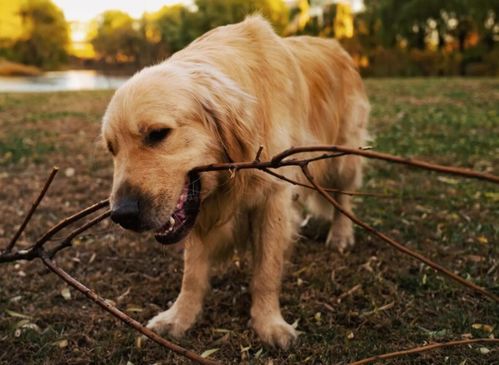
top-left (0, 79), bottom-right (498, 365)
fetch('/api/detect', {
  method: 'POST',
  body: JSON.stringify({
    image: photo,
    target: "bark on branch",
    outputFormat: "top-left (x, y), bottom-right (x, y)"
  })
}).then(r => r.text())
top-left (2, 144), bottom-right (498, 364)
top-left (348, 338), bottom-right (499, 365)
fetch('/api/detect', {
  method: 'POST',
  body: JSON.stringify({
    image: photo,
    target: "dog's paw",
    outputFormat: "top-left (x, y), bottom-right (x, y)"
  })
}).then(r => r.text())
top-left (146, 305), bottom-right (197, 339)
top-left (326, 232), bottom-right (355, 253)
top-left (326, 224), bottom-right (355, 253)
top-left (252, 316), bottom-right (298, 349)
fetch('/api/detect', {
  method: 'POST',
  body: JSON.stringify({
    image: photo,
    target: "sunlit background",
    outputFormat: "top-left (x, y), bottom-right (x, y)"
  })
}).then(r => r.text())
top-left (0, 0), bottom-right (497, 90)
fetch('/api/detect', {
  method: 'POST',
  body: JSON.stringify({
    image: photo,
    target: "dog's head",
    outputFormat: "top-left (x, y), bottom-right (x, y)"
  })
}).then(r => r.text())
top-left (101, 63), bottom-right (254, 244)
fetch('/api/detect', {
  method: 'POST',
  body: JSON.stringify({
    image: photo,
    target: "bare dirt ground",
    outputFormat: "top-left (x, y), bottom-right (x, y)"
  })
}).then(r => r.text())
top-left (0, 79), bottom-right (498, 364)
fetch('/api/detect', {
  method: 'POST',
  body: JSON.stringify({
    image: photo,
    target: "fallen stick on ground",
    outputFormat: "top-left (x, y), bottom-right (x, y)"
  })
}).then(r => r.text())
top-left (2, 145), bottom-right (499, 364)
top-left (0, 168), bottom-right (219, 365)
top-left (4, 168), bottom-right (58, 253)
top-left (194, 146), bottom-right (499, 303)
top-left (348, 338), bottom-right (499, 365)
top-left (39, 251), bottom-right (220, 365)
top-left (300, 164), bottom-right (499, 303)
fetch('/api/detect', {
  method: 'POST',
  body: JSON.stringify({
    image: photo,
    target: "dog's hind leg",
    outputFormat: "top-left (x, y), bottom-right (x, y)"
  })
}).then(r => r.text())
top-left (325, 155), bottom-right (363, 252)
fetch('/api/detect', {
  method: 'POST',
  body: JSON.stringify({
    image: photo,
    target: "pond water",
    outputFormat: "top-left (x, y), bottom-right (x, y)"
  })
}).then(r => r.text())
top-left (0, 70), bottom-right (129, 92)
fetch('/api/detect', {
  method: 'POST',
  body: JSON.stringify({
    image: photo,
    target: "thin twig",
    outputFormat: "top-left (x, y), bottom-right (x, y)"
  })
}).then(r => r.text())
top-left (3, 145), bottom-right (499, 364)
top-left (33, 199), bottom-right (109, 251)
top-left (194, 145), bottom-right (499, 184)
top-left (39, 251), bottom-right (220, 365)
top-left (348, 338), bottom-right (499, 365)
top-left (271, 145), bottom-right (499, 183)
top-left (261, 167), bottom-right (391, 198)
top-left (0, 199), bottom-right (109, 263)
top-left (254, 145), bottom-right (264, 162)
top-left (48, 210), bottom-right (111, 258)
top-left (300, 164), bottom-right (499, 303)
top-left (1, 170), bottom-right (217, 365)
top-left (4, 167), bottom-right (58, 253)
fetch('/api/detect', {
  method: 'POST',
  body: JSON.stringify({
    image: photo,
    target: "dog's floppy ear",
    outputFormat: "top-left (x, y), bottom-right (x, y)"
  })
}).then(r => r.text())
top-left (190, 66), bottom-right (255, 163)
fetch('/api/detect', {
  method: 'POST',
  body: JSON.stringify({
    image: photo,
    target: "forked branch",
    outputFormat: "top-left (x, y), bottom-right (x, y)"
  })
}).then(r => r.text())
top-left (0, 169), bottom-right (218, 365)
top-left (2, 144), bottom-right (499, 364)
top-left (300, 164), bottom-right (499, 303)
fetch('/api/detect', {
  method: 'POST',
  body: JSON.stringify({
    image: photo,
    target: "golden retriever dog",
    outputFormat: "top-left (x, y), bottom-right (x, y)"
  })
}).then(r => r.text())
top-left (101, 16), bottom-right (369, 349)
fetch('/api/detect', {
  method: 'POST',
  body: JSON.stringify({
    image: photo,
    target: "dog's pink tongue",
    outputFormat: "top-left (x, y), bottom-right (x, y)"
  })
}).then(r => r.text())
top-left (175, 182), bottom-right (189, 210)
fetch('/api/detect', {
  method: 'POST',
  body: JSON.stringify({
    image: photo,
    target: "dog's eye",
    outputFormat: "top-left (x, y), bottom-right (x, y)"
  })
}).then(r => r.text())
top-left (145, 128), bottom-right (171, 146)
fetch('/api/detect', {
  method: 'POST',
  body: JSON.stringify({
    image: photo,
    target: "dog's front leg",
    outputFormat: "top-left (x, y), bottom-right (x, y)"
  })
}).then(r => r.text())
top-left (250, 187), bottom-right (297, 349)
top-left (147, 234), bottom-right (210, 338)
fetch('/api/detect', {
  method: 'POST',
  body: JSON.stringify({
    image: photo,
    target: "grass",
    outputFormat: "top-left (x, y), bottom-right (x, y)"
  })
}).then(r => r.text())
top-left (0, 79), bottom-right (498, 364)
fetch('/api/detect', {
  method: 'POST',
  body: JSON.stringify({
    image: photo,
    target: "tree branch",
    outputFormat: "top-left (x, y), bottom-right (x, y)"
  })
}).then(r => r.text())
top-left (261, 167), bottom-right (391, 198)
top-left (0, 172), bottom-right (218, 365)
top-left (271, 145), bottom-right (499, 183)
top-left (192, 145), bottom-right (497, 183)
top-left (48, 210), bottom-right (111, 258)
top-left (300, 164), bottom-right (499, 303)
top-left (348, 338), bottom-right (499, 365)
top-left (3, 144), bottom-right (499, 364)
top-left (39, 250), bottom-right (219, 365)
top-left (0, 199), bottom-right (109, 263)
top-left (3, 167), bottom-right (58, 253)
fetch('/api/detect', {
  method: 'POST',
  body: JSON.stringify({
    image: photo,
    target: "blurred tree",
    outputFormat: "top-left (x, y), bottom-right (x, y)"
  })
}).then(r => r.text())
top-left (11, 0), bottom-right (69, 68)
top-left (362, 0), bottom-right (498, 51)
top-left (481, 3), bottom-right (499, 50)
top-left (440, 0), bottom-right (496, 52)
top-left (195, 0), bottom-right (289, 34)
top-left (334, 3), bottom-right (354, 39)
top-left (0, 1), bottom-right (23, 41)
top-left (361, 0), bottom-right (413, 48)
top-left (152, 5), bottom-right (201, 54)
top-left (292, 3), bottom-right (337, 37)
top-left (90, 10), bottom-right (144, 64)
top-left (358, 0), bottom-right (498, 75)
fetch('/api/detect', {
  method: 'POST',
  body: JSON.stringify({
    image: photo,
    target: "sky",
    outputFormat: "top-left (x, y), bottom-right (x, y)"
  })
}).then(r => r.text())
top-left (54, 0), bottom-right (364, 22)
top-left (53, 0), bottom-right (191, 22)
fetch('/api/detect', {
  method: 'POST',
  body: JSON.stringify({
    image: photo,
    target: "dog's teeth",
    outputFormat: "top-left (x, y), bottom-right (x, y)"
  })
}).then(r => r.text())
top-left (169, 216), bottom-right (175, 227)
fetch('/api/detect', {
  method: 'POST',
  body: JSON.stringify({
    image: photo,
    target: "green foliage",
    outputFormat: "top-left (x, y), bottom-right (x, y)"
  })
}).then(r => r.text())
top-left (89, 0), bottom-right (288, 66)
top-left (359, 0), bottom-right (498, 51)
top-left (195, 0), bottom-right (288, 34)
top-left (152, 5), bottom-right (201, 54)
top-left (354, 0), bottom-right (499, 75)
top-left (297, 4), bottom-right (337, 37)
top-left (2, 0), bottom-right (496, 75)
top-left (9, 0), bottom-right (69, 69)
top-left (90, 10), bottom-right (144, 64)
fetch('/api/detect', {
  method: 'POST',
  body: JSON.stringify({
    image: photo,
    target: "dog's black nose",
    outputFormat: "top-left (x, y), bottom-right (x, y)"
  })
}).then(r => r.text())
top-left (110, 197), bottom-right (141, 231)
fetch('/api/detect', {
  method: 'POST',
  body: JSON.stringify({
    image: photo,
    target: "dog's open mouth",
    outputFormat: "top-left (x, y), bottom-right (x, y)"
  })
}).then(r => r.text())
top-left (154, 172), bottom-right (201, 245)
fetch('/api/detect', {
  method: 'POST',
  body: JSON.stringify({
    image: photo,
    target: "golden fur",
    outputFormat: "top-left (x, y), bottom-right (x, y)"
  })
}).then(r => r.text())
top-left (102, 16), bottom-right (369, 348)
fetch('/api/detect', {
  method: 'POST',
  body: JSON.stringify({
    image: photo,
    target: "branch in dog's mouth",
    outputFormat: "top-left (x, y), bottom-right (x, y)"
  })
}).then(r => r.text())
top-left (154, 172), bottom-right (201, 245)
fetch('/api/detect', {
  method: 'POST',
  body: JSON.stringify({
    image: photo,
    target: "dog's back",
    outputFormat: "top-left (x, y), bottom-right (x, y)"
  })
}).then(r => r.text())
top-left (179, 17), bottom-right (369, 151)
top-left (284, 36), bottom-right (369, 148)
